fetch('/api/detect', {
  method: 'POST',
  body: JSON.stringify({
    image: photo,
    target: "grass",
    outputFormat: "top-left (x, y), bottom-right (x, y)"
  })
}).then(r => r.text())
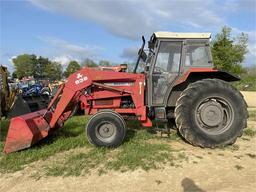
top-left (246, 153), bottom-right (256, 159)
top-left (227, 144), bottom-right (240, 151)
top-left (1, 109), bottom-right (255, 176)
top-left (45, 127), bottom-right (180, 176)
top-left (0, 116), bottom-right (182, 176)
top-left (155, 180), bottom-right (162, 185)
top-left (243, 128), bottom-right (256, 137)
top-left (248, 110), bottom-right (256, 121)
top-left (234, 165), bottom-right (244, 170)
top-left (233, 70), bottom-right (256, 91)
top-left (242, 110), bottom-right (256, 138)
top-left (0, 116), bottom-right (89, 172)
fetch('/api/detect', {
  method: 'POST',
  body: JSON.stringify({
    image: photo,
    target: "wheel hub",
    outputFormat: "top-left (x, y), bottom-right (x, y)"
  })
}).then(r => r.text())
top-left (199, 101), bottom-right (224, 127)
top-left (98, 123), bottom-right (115, 138)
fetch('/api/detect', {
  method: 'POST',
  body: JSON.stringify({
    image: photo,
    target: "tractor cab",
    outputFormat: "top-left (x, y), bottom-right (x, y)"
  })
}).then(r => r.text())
top-left (135, 32), bottom-right (214, 107)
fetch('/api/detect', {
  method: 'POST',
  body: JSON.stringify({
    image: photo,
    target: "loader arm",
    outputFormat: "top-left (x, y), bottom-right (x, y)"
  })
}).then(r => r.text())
top-left (47, 67), bottom-right (149, 128)
top-left (4, 67), bottom-right (151, 154)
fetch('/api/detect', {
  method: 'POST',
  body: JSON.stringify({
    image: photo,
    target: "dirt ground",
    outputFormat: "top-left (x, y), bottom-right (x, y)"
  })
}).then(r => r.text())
top-left (241, 91), bottom-right (256, 108)
top-left (0, 92), bottom-right (256, 192)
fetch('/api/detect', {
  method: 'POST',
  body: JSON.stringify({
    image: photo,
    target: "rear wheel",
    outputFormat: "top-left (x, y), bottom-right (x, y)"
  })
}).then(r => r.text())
top-left (175, 79), bottom-right (248, 148)
top-left (86, 110), bottom-right (126, 147)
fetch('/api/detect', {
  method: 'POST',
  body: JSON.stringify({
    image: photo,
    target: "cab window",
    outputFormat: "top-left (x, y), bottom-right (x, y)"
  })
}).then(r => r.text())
top-left (185, 42), bottom-right (211, 66)
top-left (154, 42), bottom-right (182, 73)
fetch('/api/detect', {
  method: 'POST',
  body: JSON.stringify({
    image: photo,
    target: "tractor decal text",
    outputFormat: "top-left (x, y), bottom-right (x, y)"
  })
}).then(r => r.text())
top-left (75, 73), bottom-right (88, 85)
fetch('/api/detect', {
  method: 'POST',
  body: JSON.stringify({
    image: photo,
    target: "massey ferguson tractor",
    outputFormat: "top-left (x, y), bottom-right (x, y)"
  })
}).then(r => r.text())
top-left (4, 32), bottom-right (248, 154)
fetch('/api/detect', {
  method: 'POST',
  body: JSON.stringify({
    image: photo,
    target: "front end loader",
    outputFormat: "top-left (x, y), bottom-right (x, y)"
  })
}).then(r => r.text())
top-left (4, 67), bottom-right (149, 153)
top-left (3, 32), bottom-right (248, 154)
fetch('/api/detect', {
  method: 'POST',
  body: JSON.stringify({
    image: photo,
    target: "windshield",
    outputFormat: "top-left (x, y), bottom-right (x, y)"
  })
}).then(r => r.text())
top-left (136, 49), bottom-right (155, 73)
top-left (133, 36), bottom-right (156, 73)
top-left (136, 59), bottom-right (146, 73)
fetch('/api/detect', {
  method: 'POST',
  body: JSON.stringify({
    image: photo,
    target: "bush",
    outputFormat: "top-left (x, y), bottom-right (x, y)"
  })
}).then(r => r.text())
top-left (233, 66), bottom-right (256, 91)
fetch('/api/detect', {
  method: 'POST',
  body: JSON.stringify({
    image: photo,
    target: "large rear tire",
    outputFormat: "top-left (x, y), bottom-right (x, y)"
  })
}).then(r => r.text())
top-left (86, 110), bottom-right (126, 147)
top-left (175, 79), bottom-right (248, 148)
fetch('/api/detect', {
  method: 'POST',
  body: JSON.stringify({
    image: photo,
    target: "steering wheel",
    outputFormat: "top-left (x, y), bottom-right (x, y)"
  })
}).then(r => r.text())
top-left (154, 66), bottom-right (167, 74)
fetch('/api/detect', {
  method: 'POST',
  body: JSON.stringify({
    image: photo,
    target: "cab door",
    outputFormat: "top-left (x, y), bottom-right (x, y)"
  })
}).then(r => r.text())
top-left (150, 41), bottom-right (182, 106)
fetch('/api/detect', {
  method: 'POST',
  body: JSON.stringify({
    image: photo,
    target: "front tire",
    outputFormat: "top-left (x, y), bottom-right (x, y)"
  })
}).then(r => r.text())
top-left (175, 79), bottom-right (248, 148)
top-left (86, 110), bottom-right (126, 147)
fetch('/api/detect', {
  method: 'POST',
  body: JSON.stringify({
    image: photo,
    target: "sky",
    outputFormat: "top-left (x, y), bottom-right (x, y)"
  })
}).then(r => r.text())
top-left (0, 0), bottom-right (256, 72)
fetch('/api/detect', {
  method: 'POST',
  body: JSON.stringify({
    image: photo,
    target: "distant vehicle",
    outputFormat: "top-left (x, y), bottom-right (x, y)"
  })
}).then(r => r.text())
top-left (22, 83), bottom-right (50, 97)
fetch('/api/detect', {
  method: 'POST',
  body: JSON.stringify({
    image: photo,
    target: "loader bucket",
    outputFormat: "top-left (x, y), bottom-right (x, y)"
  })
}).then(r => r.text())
top-left (6, 95), bottom-right (32, 118)
top-left (3, 109), bottom-right (53, 154)
top-left (7, 94), bottom-right (50, 118)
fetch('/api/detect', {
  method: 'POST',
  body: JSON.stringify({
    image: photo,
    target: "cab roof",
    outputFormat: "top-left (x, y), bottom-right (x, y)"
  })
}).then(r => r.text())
top-left (153, 31), bottom-right (211, 39)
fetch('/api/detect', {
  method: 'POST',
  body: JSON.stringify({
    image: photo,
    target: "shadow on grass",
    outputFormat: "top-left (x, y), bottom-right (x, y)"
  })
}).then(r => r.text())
top-left (125, 120), bottom-right (183, 143)
top-left (32, 121), bottom-right (84, 148)
top-left (0, 119), bottom-right (10, 142)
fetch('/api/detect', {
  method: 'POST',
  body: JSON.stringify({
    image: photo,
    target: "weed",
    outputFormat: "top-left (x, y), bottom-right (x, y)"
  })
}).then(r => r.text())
top-left (178, 153), bottom-right (186, 159)
top-left (98, 168), bottom-right (107, 176)
top-left (234, 155), bottom-right (243, 159)
top-left (228, 144), bottom-right (239, 151)
top-left (248, 111), bottom-right (256, 121)
top-left (246, 153), bottom-right (256, 159)
top-left (234, 165), bottom-right (244, 170)
top-left (243, 128), bottom-right (256, 137)
top-left (155, 180), bottom-right (162, 185)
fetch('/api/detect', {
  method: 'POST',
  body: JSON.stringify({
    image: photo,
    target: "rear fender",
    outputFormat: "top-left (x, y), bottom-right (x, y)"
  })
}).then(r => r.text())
top-left (167, 68), bottom-right (240, 106)
top-left (174, 68), bottom-right (240, 86)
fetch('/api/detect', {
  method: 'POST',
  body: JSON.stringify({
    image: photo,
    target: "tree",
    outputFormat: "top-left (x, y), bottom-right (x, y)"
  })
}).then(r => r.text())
top-left (82, 58), bottom-right (98, 67)
top-left (64, 60), bottom-right (80, 77)
top-left (44, 62), bottom-right (63, 80)
top-left (12, 54), bottom-right (37, 78)
top-left (12, 54), bottom-right (62, 80)
top-left (211, 26), bottom-right (248, 74)
top-left (36, 56), bottom-right (51, 79)
top-left (12, 71), bottom-right (17, 79)
top-left (98, 60), bottom-right (111, 66)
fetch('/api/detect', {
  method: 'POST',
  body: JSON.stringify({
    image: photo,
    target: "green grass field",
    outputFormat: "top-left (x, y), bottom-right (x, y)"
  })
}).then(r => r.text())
top-left (0, 116), bottom-right (182, 176)
top-left (0, 110), bottom-right (255, 177)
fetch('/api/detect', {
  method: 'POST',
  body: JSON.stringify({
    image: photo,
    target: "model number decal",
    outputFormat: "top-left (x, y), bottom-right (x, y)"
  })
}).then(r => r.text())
top-left (75, 73), bottom-right (88, 85)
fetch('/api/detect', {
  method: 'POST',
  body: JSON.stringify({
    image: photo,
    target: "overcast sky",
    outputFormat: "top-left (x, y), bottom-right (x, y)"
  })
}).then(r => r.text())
top-left (1, 0), bottom-right (255, 72)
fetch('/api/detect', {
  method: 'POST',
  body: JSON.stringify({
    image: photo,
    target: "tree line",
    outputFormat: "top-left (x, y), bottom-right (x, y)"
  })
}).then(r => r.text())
top-left (12, 55), bottom-right (112, 80)
top-left (11, 26), bottom-right (252, 81)
top-left (63, 59), bottom-right (112, 77)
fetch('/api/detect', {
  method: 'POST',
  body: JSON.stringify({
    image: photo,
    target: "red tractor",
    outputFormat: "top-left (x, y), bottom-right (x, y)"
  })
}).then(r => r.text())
top-left (4, 32), bottom-right (248, 154)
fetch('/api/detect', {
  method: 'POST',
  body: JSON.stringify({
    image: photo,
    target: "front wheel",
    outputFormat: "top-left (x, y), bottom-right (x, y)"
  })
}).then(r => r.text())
top-left (86, 110), bottom-right (126, 147)
top-left (175, 79), bottom-right (248, 148)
